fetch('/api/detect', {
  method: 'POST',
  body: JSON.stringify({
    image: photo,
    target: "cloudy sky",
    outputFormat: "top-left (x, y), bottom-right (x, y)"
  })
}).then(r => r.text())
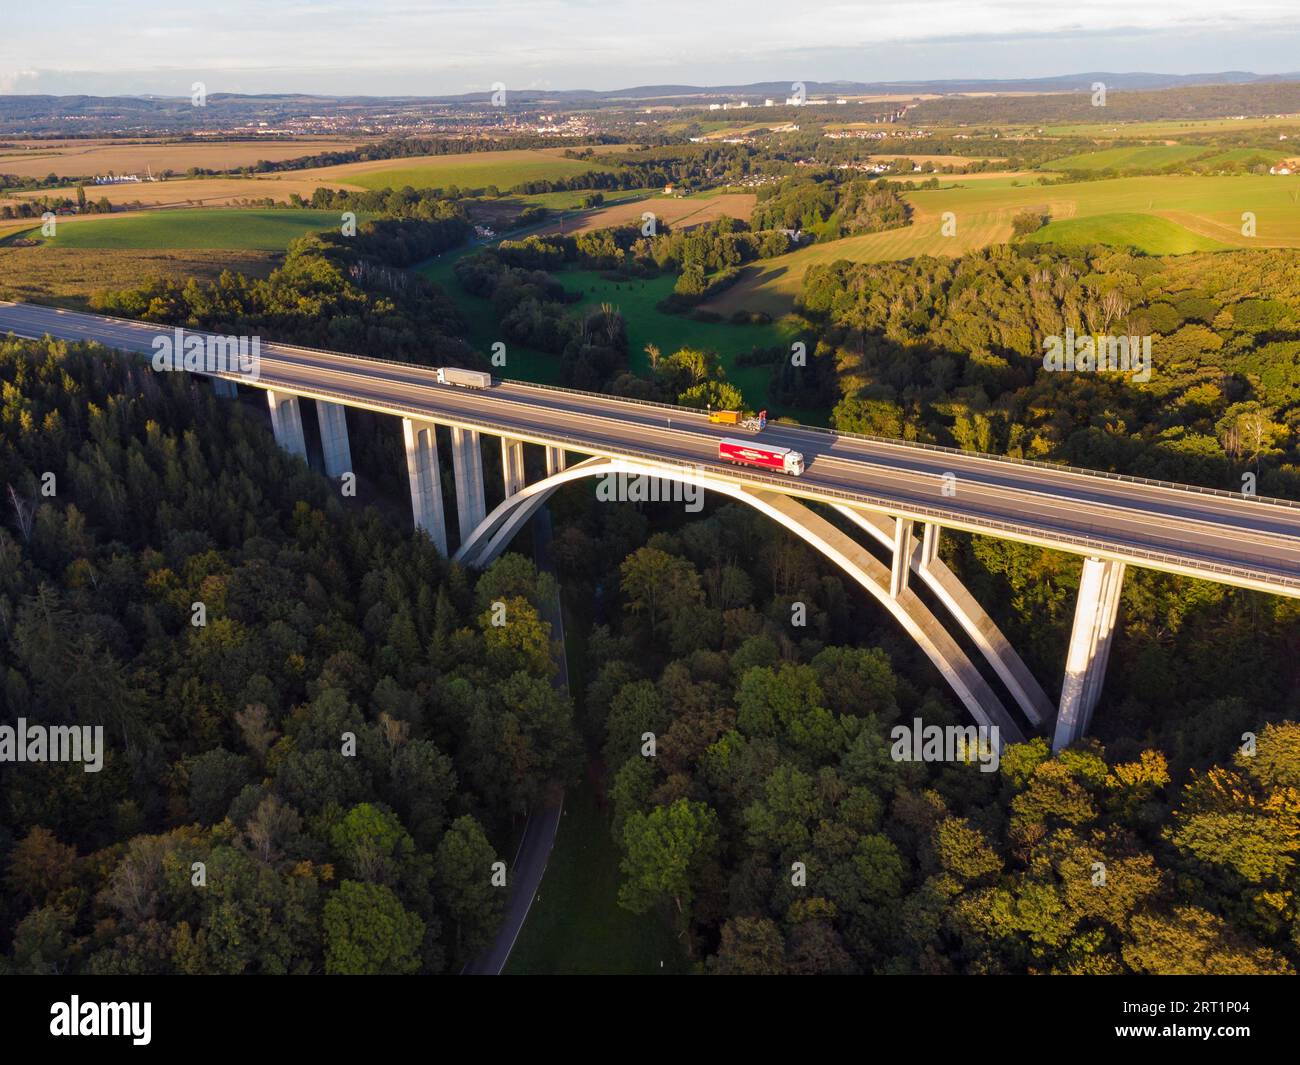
top-left (4, 1), bottom-right (1300, 96)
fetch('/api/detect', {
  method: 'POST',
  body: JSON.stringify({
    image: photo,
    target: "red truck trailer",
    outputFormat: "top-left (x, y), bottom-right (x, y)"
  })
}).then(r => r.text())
top-left (719, 437), bottom-right (805, 476)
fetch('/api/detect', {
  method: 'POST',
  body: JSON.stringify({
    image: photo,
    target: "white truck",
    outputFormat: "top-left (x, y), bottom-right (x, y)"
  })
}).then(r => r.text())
top-left (436, 367), bottom-right (493, 388)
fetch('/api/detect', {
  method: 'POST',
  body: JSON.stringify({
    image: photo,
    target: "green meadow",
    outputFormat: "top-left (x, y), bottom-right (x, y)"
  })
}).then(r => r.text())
top-left (504, 780), bottom-right (689, 975)
top-left (341, 149), bottom-right (618, 193)
top-left (421, 249), bottom-right (816, 417)
top-left (1023, 212), bottom-right (1230, 253)
top-left (1046, 145), bottom-right (1209, 170)
top-left (12, 208), bottom-right (347, 250)
top-left (705, 173), bottom-right (1300, 315)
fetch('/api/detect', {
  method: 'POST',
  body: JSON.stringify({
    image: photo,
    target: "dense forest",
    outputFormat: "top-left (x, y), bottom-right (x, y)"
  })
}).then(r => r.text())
top-left (0, 336), bottom-right (581, 973)
top-left (803, 244), bottom-right (1300, 497)
top-left (89, 218), bottom-right (475, 361)
top-left (751, 176), bottom-right (912, 241)
top-left (539, 443), bottom-right (1299, 973)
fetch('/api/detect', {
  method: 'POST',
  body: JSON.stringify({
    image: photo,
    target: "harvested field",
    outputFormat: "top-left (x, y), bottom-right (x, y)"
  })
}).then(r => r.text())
top-left (0, 138), bottom-right (365, 180)
top-left (9, 174), bottom-right (346, 209)
top-left (867, 153), bottom-right (1008, 164)
top-left (532, 192), bottom-right (755, 235)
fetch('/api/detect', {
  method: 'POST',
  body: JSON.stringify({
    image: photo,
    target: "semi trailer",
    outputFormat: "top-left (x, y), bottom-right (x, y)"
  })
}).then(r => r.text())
top-left (719, 438), bottom-right (805, 476)
top-left (436, 367), bottom-right (493, 388)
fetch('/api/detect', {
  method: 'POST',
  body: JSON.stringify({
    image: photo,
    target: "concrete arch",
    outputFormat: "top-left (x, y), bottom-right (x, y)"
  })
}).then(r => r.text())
top-left (458, 457), bottom-right (1024, 743)
top-left (832, 505), bottom-right (1054, 727)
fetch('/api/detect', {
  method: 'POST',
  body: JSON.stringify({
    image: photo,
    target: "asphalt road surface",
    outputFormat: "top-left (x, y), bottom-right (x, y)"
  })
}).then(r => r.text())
top-left (6, 299), bottom-right (1300, 595)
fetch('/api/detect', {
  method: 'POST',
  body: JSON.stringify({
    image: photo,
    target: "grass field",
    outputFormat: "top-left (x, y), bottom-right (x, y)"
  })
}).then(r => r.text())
top-left (916, 171), bottom-right (1056, 187)
top-left (1024, 212), bottom-right (1231, 253)
top-left (561, 269), bottom-right (816, 415)
top-left (0, 138), bottom-right (364, 181)
top-left (1041, 114), bottom-right (1300, 138)
top-left (292, 147), bottom-right (619, 194)
top-left (868, 153), bottom-right (1007, 165)
top-left (0, 246), bottom-right (278, 309)
top-left (422, 252), bottom-right (565, 385)
top-left (705, 173), bottom-right (1300, 315)
top-left (517, 187), bottom-right (655, 211)
top-left (420, 247), bottom-right (817, 416)
top-left (7, 208), bottom-right (348, 250)
top-left (1046, 145), bottom-right (1211, 170)
top-left (9, 174), bottom-right (351, 210)
top-left (504, 780), bottom-right (689, 975)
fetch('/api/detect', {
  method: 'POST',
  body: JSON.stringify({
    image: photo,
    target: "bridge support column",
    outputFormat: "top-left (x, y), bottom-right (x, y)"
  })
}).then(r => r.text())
top-left (266, 390), bottom-right (307, 460)
top-left (890, 517), bottom-right (914, 598)
top-left (920, 523), bottom-right (941, 569)
top-left (402, 418), bottom-right (448, 556)
top-left (545, 446), bottom-right (566, 477)
top-left (833, 504), bottom-right (1055, 727)
top-left (316, 400), bottom-right (353, 478)
top-left (212, 377), bottom-right (238, 399)
top-left (451, 426), bottom-right (486, 544)
top-left (1053, 557), bottom-right (1125, 752)
top-left (501, 437), bottom-right (526, 498)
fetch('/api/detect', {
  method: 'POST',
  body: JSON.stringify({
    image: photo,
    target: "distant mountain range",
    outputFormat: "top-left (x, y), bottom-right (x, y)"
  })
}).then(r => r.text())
top-left (6, 71), bottom-right (1300, 110)
top-left (438, 72), bottom-right (1300, 100)
top-left (3, 72), bottom-right (1300, 134)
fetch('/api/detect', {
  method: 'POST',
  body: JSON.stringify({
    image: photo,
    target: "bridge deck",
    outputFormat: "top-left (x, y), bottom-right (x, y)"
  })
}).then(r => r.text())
top-left (5, 299), bottom-right (1300, 597)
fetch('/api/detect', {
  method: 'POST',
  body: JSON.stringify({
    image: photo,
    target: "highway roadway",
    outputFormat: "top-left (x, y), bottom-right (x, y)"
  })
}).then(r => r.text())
top-left (5, 299), bottom-right (1300, 597)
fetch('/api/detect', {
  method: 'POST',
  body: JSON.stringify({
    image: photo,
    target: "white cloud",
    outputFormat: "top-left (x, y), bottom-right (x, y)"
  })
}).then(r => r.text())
top-left (0, 69), bottom-right (39, 92)
top-left (6, 1), bottom-right (1300, 94)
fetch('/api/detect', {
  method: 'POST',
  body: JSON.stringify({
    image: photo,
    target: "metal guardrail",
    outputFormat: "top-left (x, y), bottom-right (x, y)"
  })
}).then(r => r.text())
top-left (20, 301), bottom-right (1299, 511)
top-left (504, 377), bottom-right (1300, 512)
top-left (248, 369), bottom-right (1300, 592)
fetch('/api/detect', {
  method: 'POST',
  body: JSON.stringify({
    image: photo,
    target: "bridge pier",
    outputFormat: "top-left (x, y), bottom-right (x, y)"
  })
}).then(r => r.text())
top-left (834, 505), bottom-right (1054, 728)
top-left (890, 517), bottom-right (914, 598)
top-left (501, 437), bottom-right (526, 498)
top-left (316, 400), bottom-right (353, 479)
top-left (1052, 556), bottom-right (1125, 751)
top-left (266, 390), bottom-right (307, 460)
top-left (451, 426), bottom-right (486, 544)
top-left (402, 418), bottom-right (449, 556)
top-left (920, 522), bottom-right (940, 569)
top-left (545, 446), bottom-right (566, 477)
top-left (212, 377), bottom-right (238, 399)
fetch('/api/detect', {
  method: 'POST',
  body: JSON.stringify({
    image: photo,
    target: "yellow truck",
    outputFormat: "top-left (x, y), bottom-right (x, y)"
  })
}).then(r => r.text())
top-left (708, 409), bottom-right (767, 432)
